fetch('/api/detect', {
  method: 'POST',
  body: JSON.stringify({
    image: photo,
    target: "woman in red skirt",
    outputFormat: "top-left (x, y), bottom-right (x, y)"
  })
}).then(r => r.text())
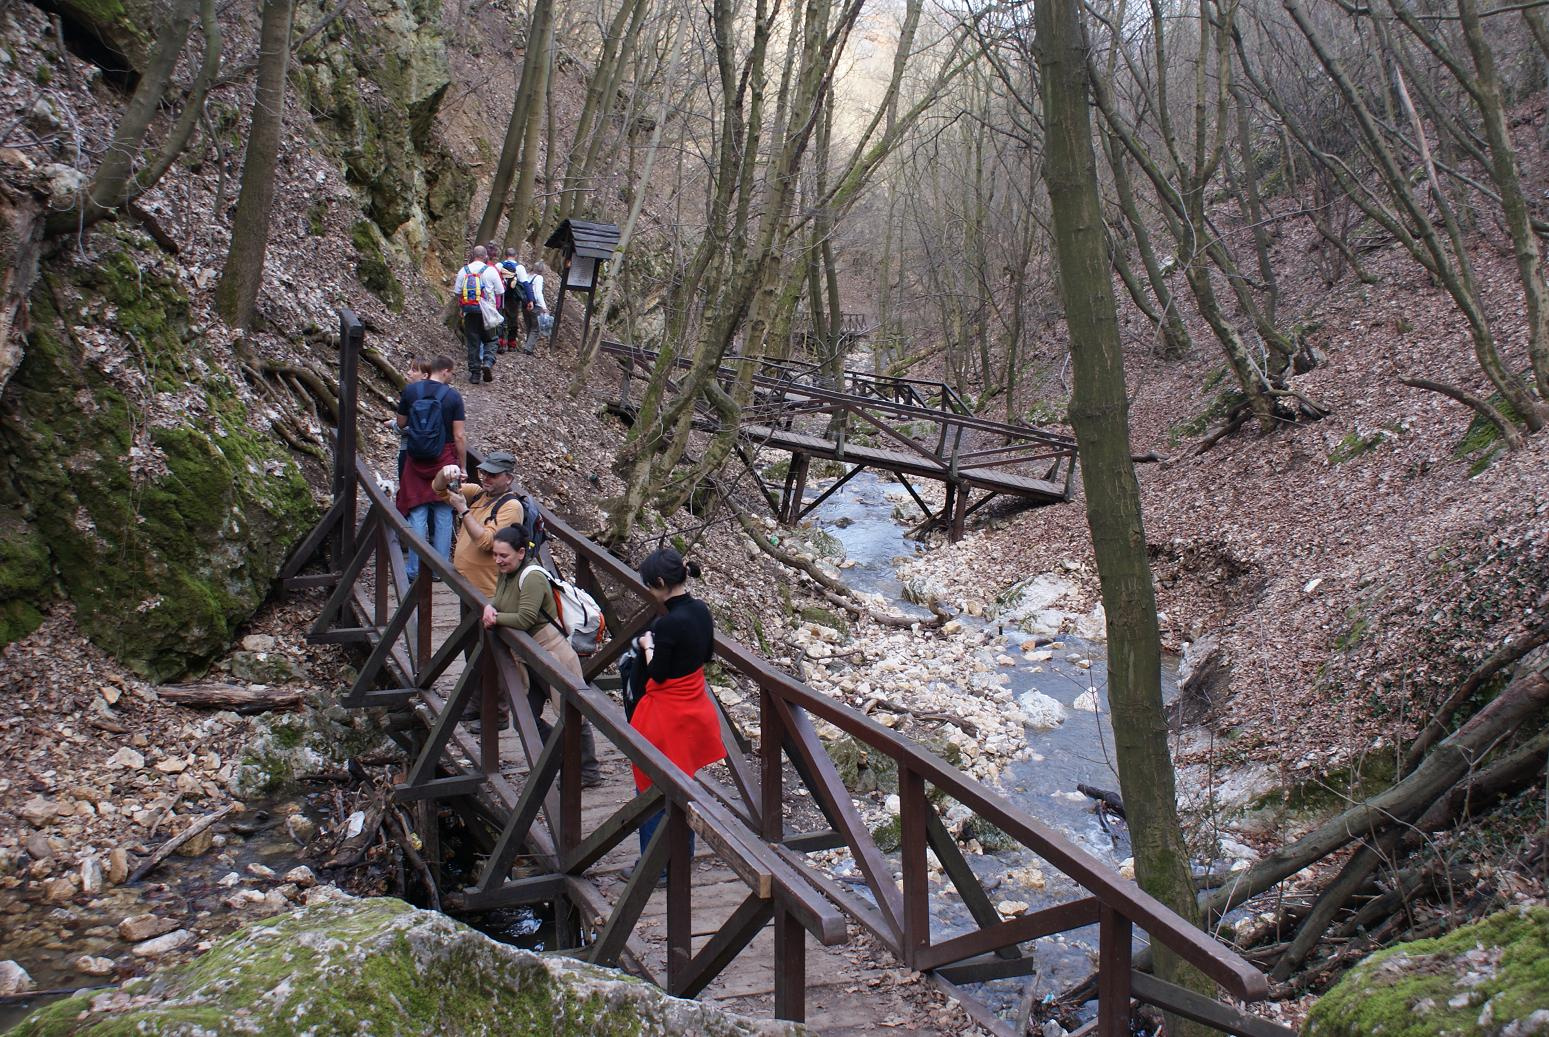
top-left (630, 548), bottom-right (725, 864)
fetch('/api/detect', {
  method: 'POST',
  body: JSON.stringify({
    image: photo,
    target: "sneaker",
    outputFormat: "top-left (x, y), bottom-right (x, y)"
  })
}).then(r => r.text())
top-left (482, 365), bottom-right (493, 382)
top-left (522, 346), bottom-right (535, 355)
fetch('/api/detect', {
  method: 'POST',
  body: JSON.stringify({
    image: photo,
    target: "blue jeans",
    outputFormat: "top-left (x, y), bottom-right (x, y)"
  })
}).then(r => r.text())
top-left (405, 501), bottom-right (453, 583)
top-left (637, 803), bottom-right (695, 871)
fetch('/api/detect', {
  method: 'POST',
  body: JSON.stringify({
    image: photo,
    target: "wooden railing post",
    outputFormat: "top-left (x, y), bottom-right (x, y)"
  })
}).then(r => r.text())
top-left (899, 766), bottom-right (929, 966)
top-left (1097, 903), bottom-right (1133, 1036)
top-left (373, 521), bottom-right (390, 626)
top-left (479, 630), bottom-right (499, 774)
top-left (773, 903), bottom-right (806, 1022)
top-left (560, 696), bottom-right (583, 853)
top-left (414, 568), bottom-right (433, 676)
top-left (760, 686), bottom-right (784, 842)
top-left (665, 802), bottom-right (693, 994)
top-left (333, 309), bottom-right (363, 569)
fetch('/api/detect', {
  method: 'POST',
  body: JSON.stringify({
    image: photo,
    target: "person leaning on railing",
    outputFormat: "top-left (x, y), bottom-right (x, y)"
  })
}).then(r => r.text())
top-left (628, 547), bottom-right (726, 873)
top-left (482, 527), bottom-right (603, 788)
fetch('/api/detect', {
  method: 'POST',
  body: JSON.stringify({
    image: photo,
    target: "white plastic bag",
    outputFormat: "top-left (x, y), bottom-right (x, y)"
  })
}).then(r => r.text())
top-left (479, 295), bottom-right (504, 328)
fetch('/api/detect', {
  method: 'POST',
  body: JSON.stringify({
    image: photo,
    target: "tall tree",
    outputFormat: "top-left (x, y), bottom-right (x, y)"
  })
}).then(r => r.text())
top-left (216, 0), bottom-right (296, 330)
top-left (1034, 0), bottom-right (1208, 1027)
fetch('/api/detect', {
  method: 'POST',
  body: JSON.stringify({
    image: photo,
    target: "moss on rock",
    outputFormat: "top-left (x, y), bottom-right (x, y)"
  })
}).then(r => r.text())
top-left (351, 220), bottom-right (405, 311)
top-left (0, 257), bottom-right (319, 676)
top-left (13, 895), bottom-right (804, 1036)
top-left (1305, 905), bottom-right (1549, 1037)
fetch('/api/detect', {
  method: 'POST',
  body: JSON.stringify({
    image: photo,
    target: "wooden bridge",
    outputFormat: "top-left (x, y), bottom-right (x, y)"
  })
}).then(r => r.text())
top-left (281, 312), bottom-right (1290, 1036)
top-left (601, 342), bottom-right (1079, 541)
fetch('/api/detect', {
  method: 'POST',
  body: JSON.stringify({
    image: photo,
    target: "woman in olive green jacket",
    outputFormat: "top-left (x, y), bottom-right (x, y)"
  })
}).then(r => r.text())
top-left (481, 526), bottom-right (601, 786)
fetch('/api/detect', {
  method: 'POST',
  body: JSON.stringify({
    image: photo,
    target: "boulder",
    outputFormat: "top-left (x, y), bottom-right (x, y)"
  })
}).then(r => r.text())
top-left (12, 896), bottom-right (802, 1036)
top-left (0, 959), bottom-right (33, 996)
top-left (1017, 690), bottom-right (1067, 731)
top-left (1305, 905), bottom-right (1549, 1037)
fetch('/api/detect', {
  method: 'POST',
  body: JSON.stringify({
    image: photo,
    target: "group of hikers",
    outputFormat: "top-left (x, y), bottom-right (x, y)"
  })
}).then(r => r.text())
top-left (385, 291), bottom-right (725, 879)
top-left (453, 243), bottom-right (553, 384)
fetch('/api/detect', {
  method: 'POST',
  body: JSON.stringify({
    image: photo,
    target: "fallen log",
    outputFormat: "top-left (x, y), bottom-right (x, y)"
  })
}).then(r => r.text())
top-left (1076, 783), bottom-right (1126, 819)
top-left (157, 682), bottom-right (305, 713)
top-left (1200, 661), bottom-right (1549, 921)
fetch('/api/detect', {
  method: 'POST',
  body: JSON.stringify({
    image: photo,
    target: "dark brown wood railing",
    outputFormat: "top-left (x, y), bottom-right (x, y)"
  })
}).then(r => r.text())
top-left (280, 310), bottom-right (1291, 1036)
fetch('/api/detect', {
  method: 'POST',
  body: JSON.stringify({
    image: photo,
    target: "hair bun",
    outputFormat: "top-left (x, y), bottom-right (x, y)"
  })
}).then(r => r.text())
top-left (685, 560), bottom-right (703, 579)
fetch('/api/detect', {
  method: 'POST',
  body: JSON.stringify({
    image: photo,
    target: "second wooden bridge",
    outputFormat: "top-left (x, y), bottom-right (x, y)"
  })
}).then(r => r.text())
top-left (282, 312), bottom-right (1290, 1036)
top-left (601, 341), bottom-right (1079, 541)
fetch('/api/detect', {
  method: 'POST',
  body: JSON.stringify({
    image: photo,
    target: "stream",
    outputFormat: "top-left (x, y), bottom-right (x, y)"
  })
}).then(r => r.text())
top-left (807, 469), bottom-right (1181, 1024)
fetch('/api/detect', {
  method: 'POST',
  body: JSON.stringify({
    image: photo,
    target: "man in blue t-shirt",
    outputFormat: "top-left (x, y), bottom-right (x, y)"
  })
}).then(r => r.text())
top-left (394, 355), bottom-right (468, 583)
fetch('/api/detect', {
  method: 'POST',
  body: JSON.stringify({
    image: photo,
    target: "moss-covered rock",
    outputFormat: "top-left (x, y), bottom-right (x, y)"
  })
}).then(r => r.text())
top-left (0, 253), bottom-right (319, 676)
top-left (293, 0), bottom-right (470, 261)
top-left (12, 895), bottom-right (804, 1036)
top-left (1304, 905), bottom-right (1549, 1037)
top-left (351, 220), bottom-right (405, 311)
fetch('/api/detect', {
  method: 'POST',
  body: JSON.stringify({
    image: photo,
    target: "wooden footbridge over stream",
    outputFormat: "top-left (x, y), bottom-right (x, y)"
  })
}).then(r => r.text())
top-left (279, 312), bottom-right (1289, 1036)
top-left (599, 341), bottom-right (1079, 542)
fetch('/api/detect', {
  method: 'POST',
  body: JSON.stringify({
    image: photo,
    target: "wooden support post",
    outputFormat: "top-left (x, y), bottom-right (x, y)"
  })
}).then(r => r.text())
top-left (555, 894), bottom-right (580, 951)
top-left (1097, 904), bottom-right (1133, 1036)
top-left (416, 798), bottom-right (441, 891)
top-left (899, 766), bottom-right (929, 966)
top-left (479, 631), bottom-right (500, 775)
top-left (950, 483), bottom-right (970, 542)
top-left (787, 453), bottom-right (811, 524)
top-left (941, 483), bottom-right (957, 538)
top-left (373, 522), bottom-right (390, 625)
top-left (665, 803), bottom-right (694, 994)
top-left (760, 687), bottom-right (784, 842)
top-left (773, 902), bottom-right (806, 1022)
top-left (560, 697), bottom-right (583, 855)
top-left (415, 569), bottom-right (433, 675)
top-left (333, 309), bottom-right (363, 570)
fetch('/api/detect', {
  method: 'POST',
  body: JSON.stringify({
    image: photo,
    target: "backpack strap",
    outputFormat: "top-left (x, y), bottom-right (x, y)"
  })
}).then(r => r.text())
top-left (486, 491), bottom-right (521, 528)
top-left (519, 563), bottom-right (566, 635)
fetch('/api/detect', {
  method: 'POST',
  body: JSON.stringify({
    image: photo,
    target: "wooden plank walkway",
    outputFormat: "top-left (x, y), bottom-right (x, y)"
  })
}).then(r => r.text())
top-left (422, 585), bottom-right (951, 1035)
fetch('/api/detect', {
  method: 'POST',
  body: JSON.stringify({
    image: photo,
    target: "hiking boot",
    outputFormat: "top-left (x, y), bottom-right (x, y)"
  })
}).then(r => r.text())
top-left (468, 374), bottom-right (480, 384)
top-left (522, 346), bottom-right (535, 356)
top-left (482, 365), bottom-right (493, 382)
top-left (581, 771), bottom-right (605, 789)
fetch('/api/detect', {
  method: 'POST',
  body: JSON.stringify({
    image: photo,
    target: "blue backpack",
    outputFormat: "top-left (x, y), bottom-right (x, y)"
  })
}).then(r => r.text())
top-left (403, 383), bottom-right (450, 461)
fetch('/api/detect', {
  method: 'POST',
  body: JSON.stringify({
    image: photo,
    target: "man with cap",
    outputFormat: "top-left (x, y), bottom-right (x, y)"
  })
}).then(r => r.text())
top-left (439, 449), bottom-right (522, 597)
top-left (437, 452), bottom-right (604, 786)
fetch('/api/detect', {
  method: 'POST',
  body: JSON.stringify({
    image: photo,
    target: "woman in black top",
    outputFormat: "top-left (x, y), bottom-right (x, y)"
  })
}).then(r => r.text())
top-left (629, 548), bottom-right (725, 859)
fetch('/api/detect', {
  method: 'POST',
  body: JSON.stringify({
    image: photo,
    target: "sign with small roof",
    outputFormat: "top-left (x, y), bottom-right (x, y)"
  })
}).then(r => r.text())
top-left (544, 219), bottom-right (620, 345)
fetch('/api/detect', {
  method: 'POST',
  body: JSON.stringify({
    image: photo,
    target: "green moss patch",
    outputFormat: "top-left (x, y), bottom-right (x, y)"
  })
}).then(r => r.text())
top-left (1306, 905), bottom-right (1549, 1036)
top-left (0, 254), bottom-right (318, 676)
top-left (1453, 391), bottom-right (1527, 477)
top-left (351, 220), bottom-right (405, 311)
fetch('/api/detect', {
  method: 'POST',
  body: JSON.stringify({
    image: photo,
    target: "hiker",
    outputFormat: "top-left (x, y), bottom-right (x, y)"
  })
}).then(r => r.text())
top-left (382, 354), bottom-right (430, 479)
top-left (481, 526), bottom-right (603, 787)
top-left (496, 247), bottom-right (529, 355)
top-left (394, 355), bottom-right (466, 583)
top-left (627, 547), bottom-right (723, 864)
top-left (519, 258), bottom-right (551, 356)
top-left (453, 245), bottom-right (504, 384)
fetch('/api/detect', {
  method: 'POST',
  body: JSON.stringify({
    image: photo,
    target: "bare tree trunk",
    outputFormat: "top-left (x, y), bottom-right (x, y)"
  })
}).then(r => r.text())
top-left (215, 0), bottom-right (296, 330)
top-left (1036, 0), bottom-right (1210, 1028)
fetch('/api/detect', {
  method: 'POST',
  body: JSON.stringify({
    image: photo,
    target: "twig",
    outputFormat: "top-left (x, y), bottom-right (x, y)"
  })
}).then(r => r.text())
top-left (130, 805), bottom-right (234, 883)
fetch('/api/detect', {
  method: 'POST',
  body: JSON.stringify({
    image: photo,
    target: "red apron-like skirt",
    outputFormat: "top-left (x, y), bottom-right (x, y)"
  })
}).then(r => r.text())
top-left (630, 669), bottom-right (725, 791)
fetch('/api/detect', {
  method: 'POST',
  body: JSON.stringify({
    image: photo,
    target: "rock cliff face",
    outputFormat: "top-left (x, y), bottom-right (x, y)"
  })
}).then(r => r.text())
top-left (0, 232), bottom-right (318, 676)
top-left (12, 894), bottom-right (805, 1036)
top-left (293, 0), bottom-right (472, 283)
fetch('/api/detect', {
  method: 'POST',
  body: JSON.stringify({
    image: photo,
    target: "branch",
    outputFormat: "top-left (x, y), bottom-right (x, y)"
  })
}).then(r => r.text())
top-left (1399, 376), bottom-right (1525, 449)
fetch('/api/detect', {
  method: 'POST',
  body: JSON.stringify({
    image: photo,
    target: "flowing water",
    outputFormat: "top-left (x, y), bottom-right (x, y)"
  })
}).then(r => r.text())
top-left (809, 470), bottom-right (1182, 1024)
